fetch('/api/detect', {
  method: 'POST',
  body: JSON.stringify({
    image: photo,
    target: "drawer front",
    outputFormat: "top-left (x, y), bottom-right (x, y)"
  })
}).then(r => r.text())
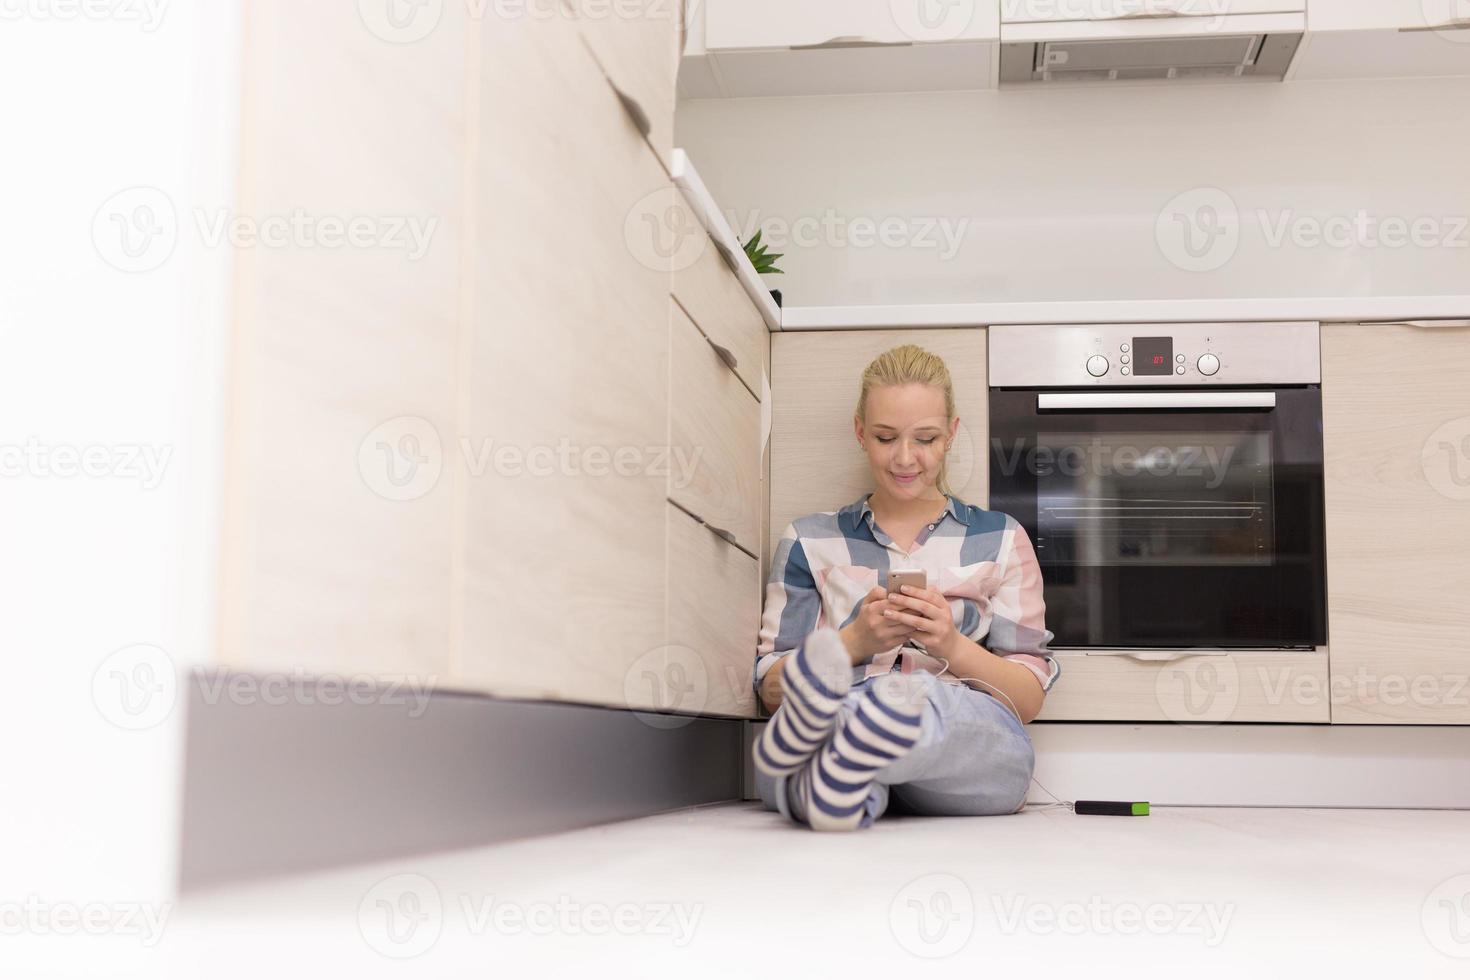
top-left (1034, 650), bottom-right (1330, 723)
top-left (568, 0), bottom-right (679, 170)
top-left (707, 0), bottom-right (999, 49)
top-left (458, 13), bottom-right (673, 709)
top-left (667, 502), bottom-right (760, 718)
top-left (671, 199), bottom-right (766, 398)
top-left (669, 303), bottom-right (761, 556)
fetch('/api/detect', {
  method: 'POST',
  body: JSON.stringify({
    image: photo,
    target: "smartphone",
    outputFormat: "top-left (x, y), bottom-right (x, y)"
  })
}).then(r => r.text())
top-left (885, 568), bottom-right (928, 599)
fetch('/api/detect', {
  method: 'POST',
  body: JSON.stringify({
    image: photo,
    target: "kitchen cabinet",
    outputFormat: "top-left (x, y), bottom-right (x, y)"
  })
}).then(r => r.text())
top-left (1001, 0), bottom-right (1305, 23)
top-left (1292, 0), bottom-right (1470, 80)
top-left (569, 0), bottom-right (681, 170)
top-left (684, 0), bottom-right (1000, 97)
top-left (218, 1), bottom-right (468, 681)
top-left (457, 13), bottom-right (675, 709)
top-left (1321, 322), bottom-right (1470, 724)
top-left (220, 5), bottom-right (766, 718)
top-left (769, 328), bottom-right (989, 563)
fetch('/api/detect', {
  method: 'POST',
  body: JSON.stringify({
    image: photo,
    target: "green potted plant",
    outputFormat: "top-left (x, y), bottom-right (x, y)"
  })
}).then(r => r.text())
top-left (741, 230), bottom-right (784, 308)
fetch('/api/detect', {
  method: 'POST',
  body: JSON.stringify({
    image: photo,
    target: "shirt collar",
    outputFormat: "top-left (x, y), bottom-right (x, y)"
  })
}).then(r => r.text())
top-left (844, 492), bottom-right (968, 535)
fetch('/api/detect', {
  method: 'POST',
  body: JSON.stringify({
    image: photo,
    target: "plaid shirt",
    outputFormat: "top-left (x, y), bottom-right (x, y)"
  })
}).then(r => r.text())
top-left (754, 493), bottom-right (1060, 713)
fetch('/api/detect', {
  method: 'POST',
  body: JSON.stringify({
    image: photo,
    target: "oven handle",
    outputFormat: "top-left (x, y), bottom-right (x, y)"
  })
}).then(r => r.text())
top-left (1037, 391), bottom-right (1277, 411)
top-left (1079, 650), bottom-right (1233, 662)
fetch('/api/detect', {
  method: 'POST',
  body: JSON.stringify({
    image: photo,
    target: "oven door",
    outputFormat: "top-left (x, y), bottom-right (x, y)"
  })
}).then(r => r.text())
top-left (988, 387), bottom-right (1327, 649)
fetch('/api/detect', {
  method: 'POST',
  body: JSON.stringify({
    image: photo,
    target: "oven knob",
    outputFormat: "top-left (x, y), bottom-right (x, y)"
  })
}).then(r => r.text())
top-left (1086, 355), bottom-right (1109, 377)
top-left (1198, 353), bottom-right (1220, 376)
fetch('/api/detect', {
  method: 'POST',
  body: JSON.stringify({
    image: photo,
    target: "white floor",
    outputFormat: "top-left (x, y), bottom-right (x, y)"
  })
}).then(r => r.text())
top-left (121, 800), bottom-right (1469, 977)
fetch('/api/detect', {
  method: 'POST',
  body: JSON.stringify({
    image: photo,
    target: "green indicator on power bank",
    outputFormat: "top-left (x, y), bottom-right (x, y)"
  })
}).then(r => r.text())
top-left (1074, 800), bottom-right (1150, 816)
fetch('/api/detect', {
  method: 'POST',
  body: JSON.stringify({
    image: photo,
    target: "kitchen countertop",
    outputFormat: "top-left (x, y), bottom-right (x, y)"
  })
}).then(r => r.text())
top-left (778, 295), bottom-right (1470, 330)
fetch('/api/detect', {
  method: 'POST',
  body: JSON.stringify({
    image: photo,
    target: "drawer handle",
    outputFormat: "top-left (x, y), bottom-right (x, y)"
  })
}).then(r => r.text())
top-left (1401, 18), bottom-right (1470, 33)
top-left (1365, 319), bottom-right (1470, 329)
top-left (609, 79), bottom-right (651, 138)
top-left (704, 521), bottom-right (739, 546)
top-left (1083, 650), bottom-right (1231, 662)
top-left (708, 340), bottom-right (739, 372)
top-left (790, 34), bottom-right (911, 50)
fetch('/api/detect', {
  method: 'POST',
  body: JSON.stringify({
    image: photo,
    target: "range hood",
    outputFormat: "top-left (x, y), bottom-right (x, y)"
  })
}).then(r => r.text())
top-left (999, 10), bottom-right (1305, 86)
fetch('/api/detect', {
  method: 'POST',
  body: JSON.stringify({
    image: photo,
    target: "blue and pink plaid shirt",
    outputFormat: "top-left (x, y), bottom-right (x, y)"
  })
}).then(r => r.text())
top-left (754, 492), bottom-right (1061, 712)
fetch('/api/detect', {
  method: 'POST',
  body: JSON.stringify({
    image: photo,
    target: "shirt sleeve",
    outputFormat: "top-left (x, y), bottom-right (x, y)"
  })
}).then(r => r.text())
top-left (753, 522), bottom-right (822, 708)
top-left (983, 517), bottom-right (1061, 694)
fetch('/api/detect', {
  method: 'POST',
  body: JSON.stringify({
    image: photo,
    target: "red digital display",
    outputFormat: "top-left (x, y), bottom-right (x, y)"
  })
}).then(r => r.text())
top-left (1134, 337), bottom-right (1173, 376)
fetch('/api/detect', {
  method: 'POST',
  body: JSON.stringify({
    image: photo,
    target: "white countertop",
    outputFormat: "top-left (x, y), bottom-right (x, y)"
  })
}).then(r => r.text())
top-left (778, 295), bottom-right (1470, 330)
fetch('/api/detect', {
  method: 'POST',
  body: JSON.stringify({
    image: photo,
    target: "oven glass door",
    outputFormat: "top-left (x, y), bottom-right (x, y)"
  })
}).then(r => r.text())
top-left (988, 387), bottom-right (1327, 649)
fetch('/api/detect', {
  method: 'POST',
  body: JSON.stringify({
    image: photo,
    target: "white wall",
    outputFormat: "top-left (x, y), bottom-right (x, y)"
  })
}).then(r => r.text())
top-left (675, 76), bottom-right (1470, 308)
top-left (0, 4), bottom-right (238, 975)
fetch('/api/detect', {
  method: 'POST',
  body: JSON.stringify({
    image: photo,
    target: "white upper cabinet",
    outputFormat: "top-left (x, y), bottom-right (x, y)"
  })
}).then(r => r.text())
top-left (1001, 0), bottom-right (1305, 24)
top-left (1294, 0), bottom-right (1470, 79)
top-left (705, 0), bottom-right (1000, 50)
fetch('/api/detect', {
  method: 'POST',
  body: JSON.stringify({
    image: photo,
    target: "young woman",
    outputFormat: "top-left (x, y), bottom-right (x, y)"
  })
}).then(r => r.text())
top-left (752, 343), bottom-right (1060, 831)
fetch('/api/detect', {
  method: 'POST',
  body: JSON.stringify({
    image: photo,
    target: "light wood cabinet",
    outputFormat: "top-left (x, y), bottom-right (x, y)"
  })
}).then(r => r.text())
top-left (219, 1), bottom-right (469, 680)
top-left (1322, 323), bottom-right (1470, 724)
top-left (569, 0), bottom-right (680, 170)
top-left (666, 503), bottom-right (760, 718)
top-left (457, 13), bottom-right (674, 708)
top-left (769, 328), bottom-right (989, 560)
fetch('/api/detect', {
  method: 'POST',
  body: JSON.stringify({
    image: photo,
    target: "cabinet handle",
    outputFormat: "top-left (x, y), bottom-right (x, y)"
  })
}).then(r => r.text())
top-left (704, 522), bottom-right (739, 546)
top-left (790, 34), bottom-right (911, 50)
top-left (1083, 650), bottom-right (1231, 662)
top-left (608, 79), bottom-right (651, 138)
top-left (1113, 0), bottom-right (1190, 18)
top-left (708, 340), bottom-right (739, 372)
top-left (1401, 18), bottom-right (1470, 34)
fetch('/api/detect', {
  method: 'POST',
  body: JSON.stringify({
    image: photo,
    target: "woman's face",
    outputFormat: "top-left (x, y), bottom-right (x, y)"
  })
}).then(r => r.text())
top-left (855, 383), bottom-right (959, 500)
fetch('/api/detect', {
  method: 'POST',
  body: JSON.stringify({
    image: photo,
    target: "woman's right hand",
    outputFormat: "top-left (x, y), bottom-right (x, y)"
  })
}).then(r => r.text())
top-left (839, 586), bottom-right (916, 664)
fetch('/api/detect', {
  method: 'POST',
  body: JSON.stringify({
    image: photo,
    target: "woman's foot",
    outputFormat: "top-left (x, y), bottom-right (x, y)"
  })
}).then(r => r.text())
top-left (792, 671), bottom-right (926, 832)
top-left (753, 629), bottom-right (853, 778)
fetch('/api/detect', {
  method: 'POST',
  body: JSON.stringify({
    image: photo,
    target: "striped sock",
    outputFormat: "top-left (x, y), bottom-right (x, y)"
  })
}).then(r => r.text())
top-left (754, 628), bottom-right (853, 779)
top-left (794, 672), bottom-right (926, 832)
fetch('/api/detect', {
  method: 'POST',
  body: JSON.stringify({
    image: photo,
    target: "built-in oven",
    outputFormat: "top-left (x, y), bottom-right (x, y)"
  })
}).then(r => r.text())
top-left (987, 321), bottom-right (1327, 650)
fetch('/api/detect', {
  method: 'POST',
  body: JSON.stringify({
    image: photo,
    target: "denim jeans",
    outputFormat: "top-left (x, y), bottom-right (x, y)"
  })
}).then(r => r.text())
top-left (755, 670), bottom-right (1036, 826)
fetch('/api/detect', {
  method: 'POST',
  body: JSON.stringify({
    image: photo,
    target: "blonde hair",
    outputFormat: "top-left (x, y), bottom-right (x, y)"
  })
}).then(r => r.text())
top-left (855, 344), bottom-right (958, 497)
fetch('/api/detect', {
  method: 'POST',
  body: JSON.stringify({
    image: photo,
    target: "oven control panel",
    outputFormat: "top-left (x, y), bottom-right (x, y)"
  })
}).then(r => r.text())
top-left (989, 321), bottom-right (1321, 388)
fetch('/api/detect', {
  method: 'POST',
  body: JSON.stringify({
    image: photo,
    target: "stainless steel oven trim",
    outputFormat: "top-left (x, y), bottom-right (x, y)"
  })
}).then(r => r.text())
top-left (1037, 391), bottom-right (1278, 411)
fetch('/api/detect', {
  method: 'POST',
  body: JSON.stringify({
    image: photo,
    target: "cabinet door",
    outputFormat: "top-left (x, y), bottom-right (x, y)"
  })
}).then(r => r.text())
top-left (707, 0), bottom-right (1000, 49)
top-left (1322, 323), bottom-right (1470, 724)
top-left (769, 329), bottom-right (988, 561)
top-left (458, 14), bottom-right (673, 709)
top-left (567, 0), bottom-right (679, 170)
top-left (1000, 0), bottom-right (1304, 23)
top-left (219, 2), bottom-right (468, 680)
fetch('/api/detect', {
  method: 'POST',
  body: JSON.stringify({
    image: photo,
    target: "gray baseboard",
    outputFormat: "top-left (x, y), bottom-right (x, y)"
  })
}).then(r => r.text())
top-left (179, 672), bottom-right (743, 893)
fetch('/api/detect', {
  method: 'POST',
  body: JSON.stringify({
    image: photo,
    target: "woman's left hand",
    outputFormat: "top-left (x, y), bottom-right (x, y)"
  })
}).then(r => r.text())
top-left (884, 584), bottom-right (959, 659)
